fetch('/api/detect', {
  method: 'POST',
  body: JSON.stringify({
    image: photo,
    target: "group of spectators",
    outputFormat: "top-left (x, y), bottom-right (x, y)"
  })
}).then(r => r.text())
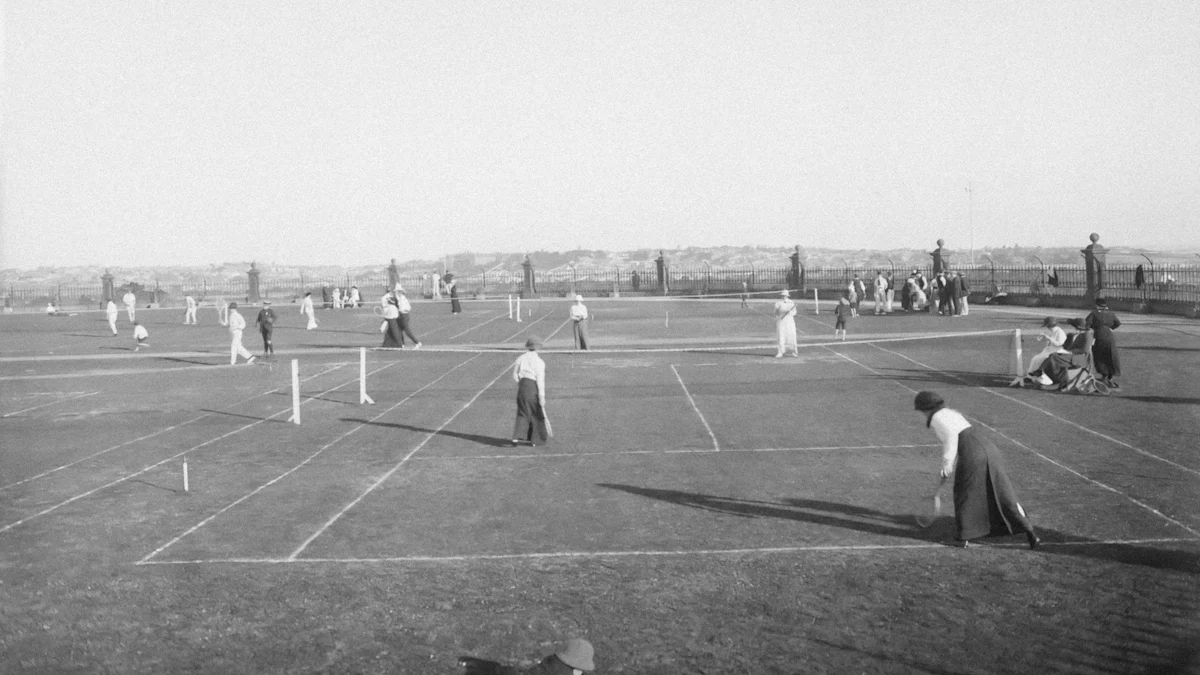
top-left (841, 269), bottom-right (971, 317)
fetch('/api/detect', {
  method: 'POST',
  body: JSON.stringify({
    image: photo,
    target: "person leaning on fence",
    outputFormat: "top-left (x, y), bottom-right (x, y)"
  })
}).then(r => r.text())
top-left (511, 337), bottom-right (549, 446)
top-left (226, 302), bottom-right (256, 366)
top-left (106, 300), bottom-right (119, 335)
top-left (569, 295), bottom-right (589, 350)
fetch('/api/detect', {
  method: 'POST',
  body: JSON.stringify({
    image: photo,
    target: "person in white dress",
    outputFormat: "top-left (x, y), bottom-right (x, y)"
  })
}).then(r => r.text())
top-left (348, 286), bottom-right (361, 308)
top-left (300, 292), bottom-right (318, 330)
top-left (332, 287), bottom-right (343, 309)
top-left (1028, 316), bottom-right (1069, 375)
top-left (184, 295), bottom-right (198, 324)
top-left (105, 300), bottom-right (119, 335)
top-left (773, 290), bottom-right (799, 358)
top-left (122, 290), bottom-right (137, 321)
top-left (226, 303), bottom-right (256, 365)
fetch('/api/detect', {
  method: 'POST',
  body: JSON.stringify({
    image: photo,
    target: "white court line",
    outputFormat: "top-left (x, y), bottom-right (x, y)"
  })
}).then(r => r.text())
top-left (0, 363), bottom-right (376, 536)
top-left (286, 358), bottom-right (514, 561)
top-left (132, 536), bottom-right (1200, 566)
top-left (138, 354), bottom-right (483, 564)
top-left (871, 343), bottom-right (1200, 479)
top-left (412, 444), bottom-right (941, 461)
top-left (670, 364), bottom-right (720, 452)
top-left (2, 391), bottom-right (99, 417)
top-left (0, 365), bottom-right (346, 493)
top-left (826, 346), bottom-right (1200, 538)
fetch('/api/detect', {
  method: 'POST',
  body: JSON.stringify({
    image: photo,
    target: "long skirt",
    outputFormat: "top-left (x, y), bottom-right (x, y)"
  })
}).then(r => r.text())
top-left (381, 318), bottom-right (402, 349)
top-left (513, 378), bottom-right (548, 445)
top-left (1091, 328), bottom-right (1121, 379)
top-left (953, 428), bottom-right (1034, 541)
top-left (450, 298), bottom-right (462, 314)
top-left (397, 314), bottom-right (420, 345)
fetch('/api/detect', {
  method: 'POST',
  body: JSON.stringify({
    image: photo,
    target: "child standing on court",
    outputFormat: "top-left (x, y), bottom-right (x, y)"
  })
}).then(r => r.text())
top-left (834, 291), bottom-right (851, 340)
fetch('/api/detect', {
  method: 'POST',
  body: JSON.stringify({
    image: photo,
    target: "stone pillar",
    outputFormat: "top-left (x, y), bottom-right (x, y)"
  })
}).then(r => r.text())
top-left (247, 262), bottom-right (261, 303)
top-left (930, 239), bottom-right (947, 275)
top-left (655, 250), bottom-right (669, 295)
top-left (1082, 232), bottom-right (1107, 304)
top-left (101, 269), bottom-right (115, 307)
top-left (789, 246), bottom-right (803, 291)
top-left (522, 255), bottom-right (537, 297)
top-left (387, 258), bottom-right (401, 290)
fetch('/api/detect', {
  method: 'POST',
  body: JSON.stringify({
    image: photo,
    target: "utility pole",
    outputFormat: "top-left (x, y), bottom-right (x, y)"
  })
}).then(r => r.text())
top-left (966, 182), bottom-right (974, 265)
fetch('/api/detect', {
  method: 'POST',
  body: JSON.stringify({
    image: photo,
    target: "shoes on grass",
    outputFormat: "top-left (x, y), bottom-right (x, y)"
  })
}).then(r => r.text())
top-left (247, 356), bottom-right (256, 365)
top-left (413, 343), bottom-right (422, 350)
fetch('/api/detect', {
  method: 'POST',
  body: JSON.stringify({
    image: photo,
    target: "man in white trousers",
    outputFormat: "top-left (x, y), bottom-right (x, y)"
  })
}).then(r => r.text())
top-left (773, 289), bottom-right (799, 358)
top-left (226, 302), bottom-right (256, 365)
top-left (122, 290), bottom-right (137, 322)
top-left (184, 294), bottom-right (198, 324)
top-left (105, 300), bottom-right (119, 335)
top-left (873, 271), bottom-right (888, 315)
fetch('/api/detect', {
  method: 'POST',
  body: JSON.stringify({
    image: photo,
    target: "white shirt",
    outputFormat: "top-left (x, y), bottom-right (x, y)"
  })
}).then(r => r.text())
top-left (349, 288), bottom-right (361, 302)
top-left (773, 299), bottom-right (796, 322)
top-left (123, 292), bottom-right (136, 306)
top-left (569, 303), bottom-right (588, 321)
top-left (397, 293), bottom-right (412, 314)
top-left (185, 296), bottom-right (196, 309)
top-left (875, 276), bottom-right (887, 292)
top-left (512, 351), bottom-right (546, 401)
top-left (228, 310), bottom-right (246, 333)
top-left (133, 325), bottom-right (149, 340)
top-left (301, 297), bottom-right (314, 313)
top-left (1040, 326), bottom-right (1067, 349)
top-left (381, 303), bottom-right (399, 319)
top-left (106, 301), bottom-right (118, 318)
top-left (930, 408), bottom-right (972, 476)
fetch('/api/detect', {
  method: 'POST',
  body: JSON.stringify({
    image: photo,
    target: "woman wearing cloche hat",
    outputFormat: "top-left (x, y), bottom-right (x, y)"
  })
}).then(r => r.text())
top-left (913, 391), bottom-right (1040, 549)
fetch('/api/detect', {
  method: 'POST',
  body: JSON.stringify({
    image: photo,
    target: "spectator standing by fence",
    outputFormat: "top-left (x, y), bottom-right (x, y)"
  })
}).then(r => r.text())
top-left (874, 271), bottom-right (887, 315)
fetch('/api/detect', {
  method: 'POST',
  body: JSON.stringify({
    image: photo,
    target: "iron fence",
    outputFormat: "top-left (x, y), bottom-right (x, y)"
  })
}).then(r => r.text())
top-left (4, 262), bottom-right (1198, 313)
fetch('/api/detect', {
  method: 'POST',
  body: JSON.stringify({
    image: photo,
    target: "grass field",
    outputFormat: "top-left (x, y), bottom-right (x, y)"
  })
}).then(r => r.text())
top-left (2, 295), bottom-right (1199, 674)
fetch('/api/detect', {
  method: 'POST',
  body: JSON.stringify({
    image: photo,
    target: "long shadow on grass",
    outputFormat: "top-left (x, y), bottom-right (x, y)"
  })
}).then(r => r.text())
top-left (1124, 345), bottom-right (1200, 353)
top-left (866, 371), bottom-right (1011, 388)
top-left (598, 484), bottom-right (932, 541)
top-left (1119, 395), bottom-right (1200, 405)
top-left (199, 408), bottom-right (295, 424)
top-left (342, 418), bottom-right (513, 447)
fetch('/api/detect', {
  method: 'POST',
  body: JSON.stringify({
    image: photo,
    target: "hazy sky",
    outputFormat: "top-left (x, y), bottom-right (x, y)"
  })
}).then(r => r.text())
top-left (2, 1), bottom-right (1198, 268)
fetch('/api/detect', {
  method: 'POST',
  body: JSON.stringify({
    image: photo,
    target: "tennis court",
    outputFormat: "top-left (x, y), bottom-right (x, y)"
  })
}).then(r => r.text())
top-left (2, 296), bottom-right (1198, 673)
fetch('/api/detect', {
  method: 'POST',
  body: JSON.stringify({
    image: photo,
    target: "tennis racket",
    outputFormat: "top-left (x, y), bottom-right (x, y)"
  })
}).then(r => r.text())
top-left (915, 478), bottom-right (947, 528)
top-left (543, 411), bottom-right (554, 438)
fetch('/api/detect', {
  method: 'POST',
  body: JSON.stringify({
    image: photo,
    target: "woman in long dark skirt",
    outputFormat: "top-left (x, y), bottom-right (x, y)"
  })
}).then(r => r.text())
top-left (914, 391), bottom-right (1040, 549)
top-left (511, 337), bottom-right (548, 446)
top-left (445, 274), bottom-right (462, 315)
top-left (380, 293), bottom-right (403, 349)
top-left (1084, 297), bottom-right (1121, 387)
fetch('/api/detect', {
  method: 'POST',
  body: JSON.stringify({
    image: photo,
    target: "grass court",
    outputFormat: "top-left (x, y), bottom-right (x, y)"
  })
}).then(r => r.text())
top-left (1, 295), bottom-right (1198, 674)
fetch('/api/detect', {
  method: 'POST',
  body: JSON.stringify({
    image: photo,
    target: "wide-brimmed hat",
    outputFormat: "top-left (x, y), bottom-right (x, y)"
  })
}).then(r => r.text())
top-left (779, 289), bottom-right (790, 297)
top-left (913, 391), bottom-right (944, 412)
top-left (525, 337), bottom-right (542, 349)
top-left (555, 638), bottom-right (595, 671)
top-left (1041, 316), bottom-right (1056, 327)
top-left (262, 300), bottom-right (271, 305)
top-left (1095, 297), bottom-right (1108, 308)
top-left (228, 302), bottom-right (238, 309)
top-left (575, 294), bottom-right (584, 301)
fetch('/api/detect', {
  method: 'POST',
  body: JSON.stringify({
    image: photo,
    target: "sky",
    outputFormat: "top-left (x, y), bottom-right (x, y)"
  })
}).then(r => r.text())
top-left (2, 1), bottom-right (1198, 268)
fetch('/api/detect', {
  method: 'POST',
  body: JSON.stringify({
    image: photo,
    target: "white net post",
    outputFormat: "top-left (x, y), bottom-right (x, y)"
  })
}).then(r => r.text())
top-left (516, 296), bottom-right (523, 323)
top-left (288, 359), bottom-right (301, 424)
top-left (508, 295), bottom-right (513, 320)
top-left (813, 288), bottom-right (819, 314)
top-left (182, 456), bottom-right (189, 493)
top-left (1011, 329), bottom-right (1024, 376)
top-left (359, 348), bottom-right (374, 405)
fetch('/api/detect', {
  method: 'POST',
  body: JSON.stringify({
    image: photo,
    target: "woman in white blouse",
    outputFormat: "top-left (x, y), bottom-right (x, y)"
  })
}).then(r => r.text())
top-left (1028, 316), bottom-right (1069, 374)
top-left (511, 337), bottom-right (549, 446)
top-left (914, 391), bottom-right (1040, 549)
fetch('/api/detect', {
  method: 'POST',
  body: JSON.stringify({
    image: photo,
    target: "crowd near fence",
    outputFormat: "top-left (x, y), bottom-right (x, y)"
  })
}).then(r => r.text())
top-left (4, 260), bottom-right (1199, 315)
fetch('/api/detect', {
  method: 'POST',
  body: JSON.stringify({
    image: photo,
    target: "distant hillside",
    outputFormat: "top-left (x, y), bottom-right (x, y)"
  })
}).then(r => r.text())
top-left (4, 245), bottom-right (1197, 285)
